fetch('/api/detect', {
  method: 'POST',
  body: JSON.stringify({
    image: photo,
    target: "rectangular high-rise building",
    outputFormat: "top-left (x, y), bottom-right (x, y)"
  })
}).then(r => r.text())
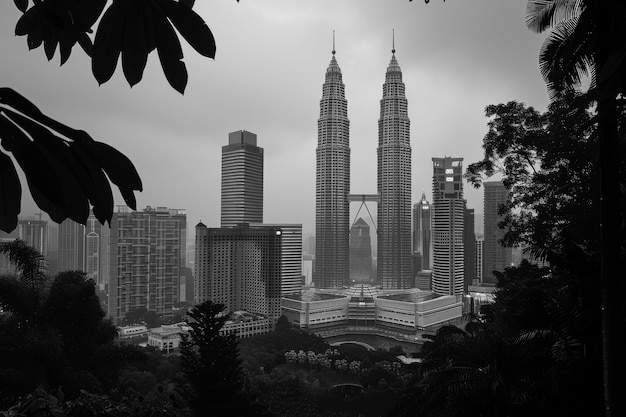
top-left (463, 205), bottom-right (476, 292)
top-left (85, 213), bottom-right (110, 290)
top-left (194, 223), bottom-right (284, 323)
top-left (58, 219), bottom-right (85, 272)
top-left (483, 181), bottom-right (512, 283)
top-left (431, 157), bottom-right (465, 296)
top-left (221, 130), bottom-right (263, 227)
top-left (475, 234), bottom-right (484, 283)
top-left (108, 206), bottom-right (187, 323)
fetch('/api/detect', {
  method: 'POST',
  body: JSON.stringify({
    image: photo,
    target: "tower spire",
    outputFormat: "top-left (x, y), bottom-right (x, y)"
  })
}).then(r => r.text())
top-left (392, 28), bottom-right (395, 55)
top-left (332, 29), bottom-right (336, 55)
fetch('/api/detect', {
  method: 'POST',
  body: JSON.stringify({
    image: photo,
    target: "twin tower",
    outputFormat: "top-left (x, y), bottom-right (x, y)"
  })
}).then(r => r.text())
top-left (315, 44), bottom-right (412, 289)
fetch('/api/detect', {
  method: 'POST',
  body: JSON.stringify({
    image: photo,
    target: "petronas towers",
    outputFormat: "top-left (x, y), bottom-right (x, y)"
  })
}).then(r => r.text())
top-left (315, 50), bottom-right (351, 288)
top-left (314, 41), bottom-right (412, 289)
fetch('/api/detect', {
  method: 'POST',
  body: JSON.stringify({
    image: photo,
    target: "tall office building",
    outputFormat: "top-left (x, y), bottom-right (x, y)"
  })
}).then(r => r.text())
top-left (413, 193), bottom-right (431, 271)
top-left (221, 130), bottom-right (263, 227)
top-left (85, 213), bottom-right (110, 290)
top-left (463, 205), bottom-right (476, 292)
top-left (377, 46), bottom-right (412, 289)
top-left (195, 223), bottom-right (283, 323)
top-left (58, 219), bottom-right (85, 272)
top-left (475, 234), bottom-right (484, 283)
top-left (483, 181), bottom-right (512, 283)
top-left (108, 206), bottom-right (187, 322)
top-left (431, 157), bottom-right (465, 296)
top-left (349, 218), bottom-right (373, 283)
top-left (315, 47), bottom-right (350, 288)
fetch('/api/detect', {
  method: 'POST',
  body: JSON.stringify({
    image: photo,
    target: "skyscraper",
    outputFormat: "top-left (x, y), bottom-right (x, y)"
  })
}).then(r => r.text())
top-left (221, 130), bottom-right (263, 227)
top-left (483, 181), bottom-right (512, 283)
top-left (85, 213), bottom-right (110, 290)
top-left (315, 47), bottom-right (350, 288)
top-left (413, 192), bottom-right (431, 271)
top-left (431, 157), bottom-right (465, 296)
top-left (349, 218), bottom-right (373, 283)
top-left (377, 45), bottom-right (412, 289)
top-left (463, 204), bottom-right (476, 292)
top-left (108, 206), bottom-right (187, 322)
top-left (58, 219), bottom-right (85, 272)
top-left (475, 234), bottom-right (484, 283)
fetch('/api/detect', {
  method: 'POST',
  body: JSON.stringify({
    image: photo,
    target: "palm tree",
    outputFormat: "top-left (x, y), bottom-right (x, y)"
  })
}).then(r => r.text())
top-left (526, 2), bottom-right (626, 416)
top-left (0, 239), bottom-right (47, 323)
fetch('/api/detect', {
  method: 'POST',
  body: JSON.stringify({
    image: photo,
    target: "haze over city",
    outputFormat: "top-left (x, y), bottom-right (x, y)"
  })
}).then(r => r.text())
top-left (0, 0), bottom-right (550, 235)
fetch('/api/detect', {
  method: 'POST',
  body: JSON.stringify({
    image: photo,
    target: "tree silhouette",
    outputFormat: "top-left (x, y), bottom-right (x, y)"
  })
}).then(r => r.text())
top-left (525, 2), bottom-right (626, 415)
top-left (179, 300), bottom-right (264, 417)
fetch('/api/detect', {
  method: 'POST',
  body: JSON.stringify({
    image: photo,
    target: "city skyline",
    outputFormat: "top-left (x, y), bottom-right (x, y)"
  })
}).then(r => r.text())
top-left (1, 1), bottom-right (551, 236)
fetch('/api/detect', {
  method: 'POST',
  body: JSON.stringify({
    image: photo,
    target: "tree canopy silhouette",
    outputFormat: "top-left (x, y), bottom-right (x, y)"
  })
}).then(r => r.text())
top-left (525, 2), bottom-right (626, 415)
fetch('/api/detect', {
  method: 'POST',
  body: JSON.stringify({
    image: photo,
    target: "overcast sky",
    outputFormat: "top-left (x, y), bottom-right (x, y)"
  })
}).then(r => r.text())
top-left (1, 0), bottom-right (550, 237)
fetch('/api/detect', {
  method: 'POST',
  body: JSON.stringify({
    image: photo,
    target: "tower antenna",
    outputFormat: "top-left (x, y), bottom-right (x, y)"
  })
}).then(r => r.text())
top-left (332, 30), bottom-right (336, 55)
top-left (392, 28), bottom-right (395, 54)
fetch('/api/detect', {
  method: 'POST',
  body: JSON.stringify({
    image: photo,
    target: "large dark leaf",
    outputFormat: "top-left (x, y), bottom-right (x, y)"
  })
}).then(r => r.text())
top-left (15, 7), bottom-right (37, 36)
top-left (3, 108), bottom-right (91, 223)
top-left (160, 0), bottom-right (216, 58)
top-left (27, 18), bottom-right (44, 50)
top-left (14, 0), bottom-right (29, 13)
top-left (0, 88), bottom-right (94, 144)
top-left (152, 6), bottom-right (187, 94)
top-left (42, 23), bottom-right (59, 61)
top-left (122, 0), bottom-right (150, 87)
top-left (74, 141), bottom-right (143, 210)
top-left (0, 114), bottom-right (67, 222)
top-left (92, 1), bottom-right (126, 85)
top-left (69, 143), bottom-right (114, 225)
top-left (0, 151), bottom-right (21, 232)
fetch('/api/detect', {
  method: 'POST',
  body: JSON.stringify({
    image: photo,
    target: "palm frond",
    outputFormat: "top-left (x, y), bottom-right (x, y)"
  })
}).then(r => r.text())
top-left (539, 12), bottom-right (595, 99)
top-left (526, 0), bottom-right (583, 33)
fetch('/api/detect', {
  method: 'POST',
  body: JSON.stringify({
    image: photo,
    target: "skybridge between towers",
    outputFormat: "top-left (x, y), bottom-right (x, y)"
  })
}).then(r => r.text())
top-left (349, 194), bottom-right (379, 231)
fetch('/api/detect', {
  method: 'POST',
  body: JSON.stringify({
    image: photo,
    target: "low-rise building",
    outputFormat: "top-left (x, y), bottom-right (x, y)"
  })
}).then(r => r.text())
top-left (219, 311), bottom-right (272, 338)
top-left (117, 325), bottom-right (148, 339)
top-left (147, 324), bottom-right (187, 353)
top-left (281, 284), bottom-right (462, 333)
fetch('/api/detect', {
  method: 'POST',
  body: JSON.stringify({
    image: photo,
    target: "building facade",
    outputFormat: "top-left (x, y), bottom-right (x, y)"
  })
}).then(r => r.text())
top-left (431, 157), bottom-right (465, 296)
top-left (58, 218), bottom-right (85, 272)
top-left (108, 206), bottom-right (187, 322)
top-left (475, 234), bottom-right (484, 283)
top-left (221, 130), bottom-right (263, 227)
top-left (483, 181), bottom-right (512, 283)
top-left (463, 205), bottom-right (476, 292)
top-left (251, 223), bottom-right (303, 296)
top-left (377, 49), bottom-right (412, 289)
top-left (349, 218), bottom-right (373, 283)
top-left (315, 49), bottom-right (350, 288)
top-left (194, 223), bottom-right (283, 322)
